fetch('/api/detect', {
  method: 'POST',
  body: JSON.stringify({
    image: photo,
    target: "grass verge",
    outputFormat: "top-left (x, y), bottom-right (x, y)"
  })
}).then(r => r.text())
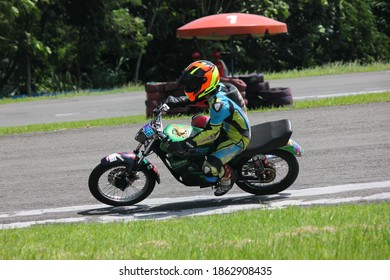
top-left (1, 91), bottom-right (389, 136)
top-left (0, 202), bottom-right (388, 260)
top-left (0, 84), bottom-right (144, 105)
top-left (0, 61), bottom-right (389, 105)
top-left (265, 60), bottom-right (390, 80)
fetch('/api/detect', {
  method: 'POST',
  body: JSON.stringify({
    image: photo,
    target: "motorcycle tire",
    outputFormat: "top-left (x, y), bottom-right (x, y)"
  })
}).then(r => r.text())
top-left (88, 162), bottom-right (156, 206)
top-left (235, 149), bottom-right (299, 195)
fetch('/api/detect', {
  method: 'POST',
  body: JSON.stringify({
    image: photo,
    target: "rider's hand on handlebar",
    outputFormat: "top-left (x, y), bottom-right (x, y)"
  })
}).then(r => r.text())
top-left (153, 103), bottom-right (170, 115)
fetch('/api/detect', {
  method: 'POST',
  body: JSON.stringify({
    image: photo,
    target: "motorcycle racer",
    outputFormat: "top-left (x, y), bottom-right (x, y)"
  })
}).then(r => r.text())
top-left (165, 60), bottom-right (251, 196)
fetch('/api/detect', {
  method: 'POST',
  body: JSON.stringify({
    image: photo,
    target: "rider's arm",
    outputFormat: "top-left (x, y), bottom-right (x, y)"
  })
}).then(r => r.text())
top-left (190, 96), bottom-right (230, 146)
top-left (165, 95), bottom-right (191, 109)
top-left (190, 123), bottom-right (222, 146)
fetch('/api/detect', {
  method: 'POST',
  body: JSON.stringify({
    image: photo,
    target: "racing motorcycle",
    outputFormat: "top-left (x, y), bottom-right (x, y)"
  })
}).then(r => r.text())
top-left (88, 103), bottom-right (304, 206)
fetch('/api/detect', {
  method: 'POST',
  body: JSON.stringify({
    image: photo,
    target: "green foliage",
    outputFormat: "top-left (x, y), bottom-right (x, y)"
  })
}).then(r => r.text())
top-left (0, 0), bottom-right (46, 95)
top-left (0, 0), bottom-right (389, 97)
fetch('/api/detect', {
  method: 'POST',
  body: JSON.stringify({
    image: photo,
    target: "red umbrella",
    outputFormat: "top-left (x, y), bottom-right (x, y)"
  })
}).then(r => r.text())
top-left (177, 13), bottom-right (287, 40)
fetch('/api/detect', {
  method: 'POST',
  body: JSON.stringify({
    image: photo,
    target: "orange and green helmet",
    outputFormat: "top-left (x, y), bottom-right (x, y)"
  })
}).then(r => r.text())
top-left (179, 60), bottom-right (220, 102)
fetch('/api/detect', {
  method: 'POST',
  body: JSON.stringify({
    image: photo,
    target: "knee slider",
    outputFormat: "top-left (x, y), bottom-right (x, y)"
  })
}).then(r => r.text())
top-left (202, 155), bottom-right (224, 177)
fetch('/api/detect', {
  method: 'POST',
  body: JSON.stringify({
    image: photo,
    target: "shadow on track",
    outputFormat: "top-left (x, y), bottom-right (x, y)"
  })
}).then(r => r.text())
top-left (78, 193), bottom-right (291, 221)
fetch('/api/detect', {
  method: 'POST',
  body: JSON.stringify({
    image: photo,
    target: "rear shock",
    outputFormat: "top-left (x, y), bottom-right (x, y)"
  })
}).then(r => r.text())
top-left (252, 154), bottom-right (269, 177)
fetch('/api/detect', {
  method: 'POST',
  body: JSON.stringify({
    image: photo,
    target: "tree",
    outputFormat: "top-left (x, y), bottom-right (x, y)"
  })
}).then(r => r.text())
top-left (0, 0), bottom-right (50, 96)
top-left (1, 0), bottom-right (388, 96)
top-left (0, 1), bottom-right (19, 95)
top-left (110, 0), bottom-right (153, 83)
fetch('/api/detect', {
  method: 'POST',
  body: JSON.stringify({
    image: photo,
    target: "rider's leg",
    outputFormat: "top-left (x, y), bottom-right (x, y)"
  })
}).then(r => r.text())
top-left (202, 140), bottom-right (244, 196)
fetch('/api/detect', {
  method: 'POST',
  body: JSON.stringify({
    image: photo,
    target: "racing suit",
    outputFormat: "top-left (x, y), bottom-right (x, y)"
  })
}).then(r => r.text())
top-left (166, 82), bottom-right (251, 185)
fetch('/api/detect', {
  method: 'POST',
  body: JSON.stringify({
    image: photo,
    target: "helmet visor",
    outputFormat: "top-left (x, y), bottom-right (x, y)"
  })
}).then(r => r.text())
top-left (179, 72), bottom-right (205, 95)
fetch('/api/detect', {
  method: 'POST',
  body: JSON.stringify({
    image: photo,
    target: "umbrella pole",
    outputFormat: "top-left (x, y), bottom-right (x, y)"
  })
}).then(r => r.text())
top-left (230, 37), bottom-right (235, 77)
top-left (194, 38), bottom-right (201, 52)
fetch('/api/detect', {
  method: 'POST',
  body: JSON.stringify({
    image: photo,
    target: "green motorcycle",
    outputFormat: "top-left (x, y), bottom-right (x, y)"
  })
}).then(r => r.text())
top-left (88, 104), bottom-right (304, 206)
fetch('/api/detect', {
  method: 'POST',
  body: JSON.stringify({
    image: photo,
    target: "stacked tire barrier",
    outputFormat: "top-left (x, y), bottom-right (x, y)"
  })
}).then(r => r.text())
top-left (240, 73), bottom-right (293, 109)
top-left (145, 73), bottom-right (293, 117)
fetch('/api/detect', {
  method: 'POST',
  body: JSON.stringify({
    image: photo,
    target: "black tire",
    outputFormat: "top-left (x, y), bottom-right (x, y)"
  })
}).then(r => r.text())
top-left (164, 81), bottom-right (179, 91)
top-left (146, 107), bottom-right (154, 117)
top-left (246, 96), bottom-right (265, 109)
top-left (145, 82), bottom-right (166, 92)
top-left (246, 81), bottom-right (270, 93)
top-left (145, 99), bottom-right (159, 108)
top-left (238, 73), bottom-right (265, 84)
top-left (260, 87), bottom-right (292, 100)
top-left (264, 96), bottom-right (293, 107)
top-left (235, 149), bottom-right (299, 195)
top-left (146, 91), bottom-right (167, 101)
top-left (88, 162), bottom-right (156, 206)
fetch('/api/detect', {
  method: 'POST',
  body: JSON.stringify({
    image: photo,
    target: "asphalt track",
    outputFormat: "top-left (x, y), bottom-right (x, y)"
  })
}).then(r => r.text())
top-left (1, 100), bottom-right (390, 228)
top-left (0, 71), bottom-right (389, 127)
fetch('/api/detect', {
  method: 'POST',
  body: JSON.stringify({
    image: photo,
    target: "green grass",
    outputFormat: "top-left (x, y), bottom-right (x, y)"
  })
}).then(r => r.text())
top-left (0, 115), bottom-right (148, 135)
top-left (0, 84), bottom-right (144, 105)
top-left (1, 91), bottom-right (389, 135)
top-left (265, 60), bottom-right (390, 80)
top-left (0, 202), bottom-right (388, 260)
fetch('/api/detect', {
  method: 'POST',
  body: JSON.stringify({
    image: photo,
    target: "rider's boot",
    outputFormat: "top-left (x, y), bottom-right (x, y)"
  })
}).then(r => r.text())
top-left (214, 164), bottom-right (236, 196)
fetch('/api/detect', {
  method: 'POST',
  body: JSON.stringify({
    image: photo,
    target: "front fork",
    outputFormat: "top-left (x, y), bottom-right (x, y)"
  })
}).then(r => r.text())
top-left (101, 148), bottom-right (161, 184)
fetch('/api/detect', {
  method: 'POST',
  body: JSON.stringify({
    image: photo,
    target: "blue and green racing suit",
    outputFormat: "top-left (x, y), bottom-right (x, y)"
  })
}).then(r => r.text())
top-left (167, 82), bottom-right (251, 183)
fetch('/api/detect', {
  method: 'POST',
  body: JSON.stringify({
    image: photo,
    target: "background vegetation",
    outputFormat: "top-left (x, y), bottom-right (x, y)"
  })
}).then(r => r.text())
top-left (1, 0), bottom-right (389, 97)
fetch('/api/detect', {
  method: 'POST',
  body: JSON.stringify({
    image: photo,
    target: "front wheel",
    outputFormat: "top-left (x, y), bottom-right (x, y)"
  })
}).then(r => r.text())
top-left (235, 149), bottom-right (299, 195)
top-left (88, 162), bottom-right (156, 206)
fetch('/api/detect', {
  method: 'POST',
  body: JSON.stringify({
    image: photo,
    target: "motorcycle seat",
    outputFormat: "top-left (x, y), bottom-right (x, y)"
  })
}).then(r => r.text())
top-left (240, 119), bottom-right (293, 157)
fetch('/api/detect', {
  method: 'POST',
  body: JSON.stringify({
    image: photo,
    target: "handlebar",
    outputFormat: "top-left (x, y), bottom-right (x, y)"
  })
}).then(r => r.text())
top-left (149, 103), bottom-right (170, 140)
top-left (153, 103), bottom-right (170, 116)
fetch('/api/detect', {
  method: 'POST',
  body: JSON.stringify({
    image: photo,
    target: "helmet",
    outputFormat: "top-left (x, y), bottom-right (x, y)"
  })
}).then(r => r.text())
top-left (179, 60), bottom-right (220, 102)
top-left (191, 114), bottom-right (210, 129)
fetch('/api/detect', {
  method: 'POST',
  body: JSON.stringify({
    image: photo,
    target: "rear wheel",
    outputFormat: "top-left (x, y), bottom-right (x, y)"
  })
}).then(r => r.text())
top-left (88, 162), bottom-right (156, 206)
top-left (236, 149), bottom-right (299, 195)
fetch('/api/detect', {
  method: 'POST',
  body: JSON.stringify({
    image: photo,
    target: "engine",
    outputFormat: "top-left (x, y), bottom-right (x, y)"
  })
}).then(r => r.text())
top-left (166, 155), bottom-right (206, 186)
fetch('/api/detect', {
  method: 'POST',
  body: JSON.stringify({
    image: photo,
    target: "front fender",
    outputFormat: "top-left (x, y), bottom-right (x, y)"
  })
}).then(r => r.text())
top-left (101, 152), bottom-right (161, 184)
top-left (279, 139), bottom-right (304, 157)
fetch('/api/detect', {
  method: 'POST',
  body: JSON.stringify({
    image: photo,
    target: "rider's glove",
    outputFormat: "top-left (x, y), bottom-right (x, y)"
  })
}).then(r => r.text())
top-left (165, 95), bottom-right (190, 109)
top-left (153, 103), bottom-right (170, 115)
top-left (165, 95), bottom-right (177, 105)
top-left (153, 107), bottom-right (160, 115)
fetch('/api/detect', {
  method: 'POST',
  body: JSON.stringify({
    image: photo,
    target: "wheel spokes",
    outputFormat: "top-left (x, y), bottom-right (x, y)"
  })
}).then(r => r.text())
top-left (98, 167), bottom-right (148, 203)
top-left (240, 155), bottom-right (289, 187)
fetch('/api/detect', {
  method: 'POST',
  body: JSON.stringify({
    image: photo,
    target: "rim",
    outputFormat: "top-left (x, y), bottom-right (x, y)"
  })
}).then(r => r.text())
top-left (97, 166), bottom-right (149, 203)
top-left (239, 155), bottom-right (289, 188)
